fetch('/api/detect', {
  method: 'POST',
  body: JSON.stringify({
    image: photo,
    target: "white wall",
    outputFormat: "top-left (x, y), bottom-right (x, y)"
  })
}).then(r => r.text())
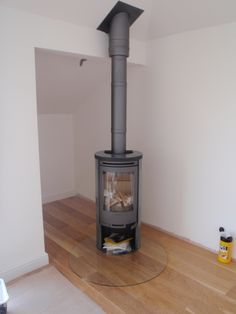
top-left (38, 115), bottom-right (76, 203)
top-left (75, 82), bottom-right (109, 200)
top-left (75, 22), bottom-right (236, 259)
top-left (145, 22), bottom-right (236, 257)
top-left (0, 4), bottom-right (146, 282)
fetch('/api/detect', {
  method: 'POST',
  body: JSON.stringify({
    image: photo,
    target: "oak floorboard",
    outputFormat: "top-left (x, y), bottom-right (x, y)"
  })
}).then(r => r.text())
top-left (43, 196), bottom-right (236, 314)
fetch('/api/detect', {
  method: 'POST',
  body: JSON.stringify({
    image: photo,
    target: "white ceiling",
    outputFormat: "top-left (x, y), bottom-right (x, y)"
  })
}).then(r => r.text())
top-left (35, 48), bottom-right (110, 114)
top-left (1, 0), bottom-right (236, 40)
top-left (149, 0), bottom-right (236, 38)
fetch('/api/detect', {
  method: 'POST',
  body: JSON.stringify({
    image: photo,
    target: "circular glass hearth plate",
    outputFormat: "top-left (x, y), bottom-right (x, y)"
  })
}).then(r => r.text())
top-left (69, 235), bottom-right (167, 287)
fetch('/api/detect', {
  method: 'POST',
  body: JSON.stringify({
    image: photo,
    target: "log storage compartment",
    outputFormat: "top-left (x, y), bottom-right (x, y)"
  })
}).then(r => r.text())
top-left (95, 151), bottom-right (142, 251)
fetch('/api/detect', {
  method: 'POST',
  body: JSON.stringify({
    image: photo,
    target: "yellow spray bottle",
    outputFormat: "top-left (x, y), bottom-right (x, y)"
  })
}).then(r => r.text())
top-left (218, 227), bottom-right (233, 264)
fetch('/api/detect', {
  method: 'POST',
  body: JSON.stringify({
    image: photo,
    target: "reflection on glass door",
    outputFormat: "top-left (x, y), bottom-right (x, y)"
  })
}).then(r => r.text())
top-left (103, 171), bottom-right (134, 212)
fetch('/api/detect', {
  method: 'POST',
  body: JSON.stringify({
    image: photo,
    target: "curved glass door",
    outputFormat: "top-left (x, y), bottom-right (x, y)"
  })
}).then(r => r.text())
top-left (103, 171), bottom-right (134, 212)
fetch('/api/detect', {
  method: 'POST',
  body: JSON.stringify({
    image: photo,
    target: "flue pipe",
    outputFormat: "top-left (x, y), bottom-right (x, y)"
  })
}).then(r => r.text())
top-left (109, 12), bottom-right (129, 154)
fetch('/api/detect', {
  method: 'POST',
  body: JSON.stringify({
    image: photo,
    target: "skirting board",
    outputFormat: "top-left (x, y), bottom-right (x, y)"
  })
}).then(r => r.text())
top-left (0, 253), bottom-right (49, 283)
top-left (143, 222), bottom-right (222, 255)
top-left (145, 222), bottom-right (235, 261)
top-left (42, 191), bottom-right (77, 204)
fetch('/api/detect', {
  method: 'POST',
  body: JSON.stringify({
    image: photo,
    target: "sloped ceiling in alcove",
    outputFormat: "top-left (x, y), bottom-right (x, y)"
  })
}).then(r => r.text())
top-left (35, 48), bottom-right (111, 114)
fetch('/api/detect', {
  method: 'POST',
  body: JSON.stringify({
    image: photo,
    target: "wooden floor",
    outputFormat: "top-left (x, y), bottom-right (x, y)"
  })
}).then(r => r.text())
top-left (43, 196), bottom-right (236, 314)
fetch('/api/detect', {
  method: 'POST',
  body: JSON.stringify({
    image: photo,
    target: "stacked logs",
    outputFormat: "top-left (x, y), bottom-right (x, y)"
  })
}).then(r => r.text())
top-left (110, 192), bottom-right (132, 210)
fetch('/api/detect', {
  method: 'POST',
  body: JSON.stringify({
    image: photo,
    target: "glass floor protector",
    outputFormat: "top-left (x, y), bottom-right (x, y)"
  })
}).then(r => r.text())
top-left (69, 235), bottom-right (167, 287)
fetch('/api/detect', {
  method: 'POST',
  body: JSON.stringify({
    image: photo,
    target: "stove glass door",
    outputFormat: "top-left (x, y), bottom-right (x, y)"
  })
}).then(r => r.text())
top-left (103, 171), bottom-right (134, 212)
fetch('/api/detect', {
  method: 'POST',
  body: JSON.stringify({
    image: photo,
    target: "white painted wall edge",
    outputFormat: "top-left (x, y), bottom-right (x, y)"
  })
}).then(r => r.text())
top-left (42, 190), bottom-right (77, 204)
top-left (0, 253), bottom-right (49, 283)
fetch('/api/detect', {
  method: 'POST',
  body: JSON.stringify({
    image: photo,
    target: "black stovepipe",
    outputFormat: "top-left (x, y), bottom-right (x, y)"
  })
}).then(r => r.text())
top-left (109, 12), bottom-right (129, 155)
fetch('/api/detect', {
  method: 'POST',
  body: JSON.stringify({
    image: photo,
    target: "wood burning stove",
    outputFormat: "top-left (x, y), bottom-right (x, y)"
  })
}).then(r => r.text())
top-left (95, 2), bottom-right (143, 251)
top-left (95, 151), bottom-right (142, 250)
